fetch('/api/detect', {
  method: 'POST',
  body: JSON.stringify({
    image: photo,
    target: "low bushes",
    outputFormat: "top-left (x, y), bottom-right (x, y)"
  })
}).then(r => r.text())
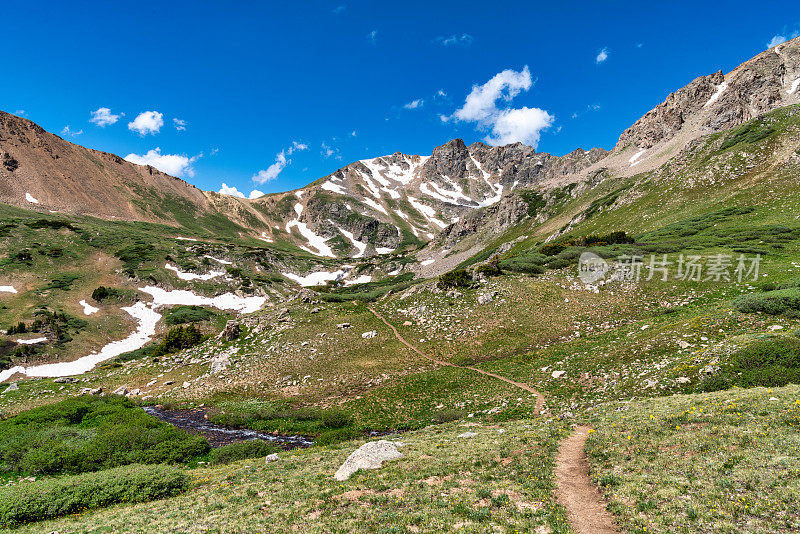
top-left (0, 463), bottom-right (190, 527)
top-left (151, 324), bottom-right (205, 357)
top-left (207, 440), bottom-right (279, 465)
top-left (437, 269), bottom-right (473, 290)
top-left (163, 305), bottom-right (219, 326)
top-left (0, 395), bottom-right (209, 475)
top-left (699, 336), bottom-right (800, 391)
top-left (732, 288), bottom-right (800, 317)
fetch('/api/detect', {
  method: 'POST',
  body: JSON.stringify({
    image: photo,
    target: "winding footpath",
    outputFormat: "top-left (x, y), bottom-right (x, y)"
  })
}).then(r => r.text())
top-left (369, 306), bottom-right (619, 533)
top-left (368, 306), bottom-right (544, 414)
top-left (555, 426), bottom-right (620, 533)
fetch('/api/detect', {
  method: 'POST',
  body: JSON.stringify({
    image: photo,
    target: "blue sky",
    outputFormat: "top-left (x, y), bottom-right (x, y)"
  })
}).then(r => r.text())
top-left (3, 1), bottom-right (798, 198)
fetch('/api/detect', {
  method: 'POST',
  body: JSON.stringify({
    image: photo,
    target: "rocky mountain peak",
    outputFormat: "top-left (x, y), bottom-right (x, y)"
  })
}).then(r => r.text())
top-left (616, 36), bottom-right (800, 151)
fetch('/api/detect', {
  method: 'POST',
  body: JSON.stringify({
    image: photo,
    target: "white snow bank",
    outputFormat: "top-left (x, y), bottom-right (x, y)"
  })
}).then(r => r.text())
top-left (337, 226), bottom-right (367, 257)
top-left (25, 193), bottom-right (39, 204)
top-left (175, 236), bottom-right (199, 241)
top-left (165, 263), bottom-right (225, 281)
top-left (203, 255), bottom-right (233, 265)
top-left (421, 259), bottom-right (435, 266)
top-left (0, 302), bottom-right (160, 382)
top-left (704, 82), bottom-right (728, 107)
top-left (321, 180), bottom-right (348, 195)
top-left (789, 78), bottom-right (800, 95)
top-left (362, 197), bottom-right (388, 215)
top-left (258, 232), bottom-right (274, 243)
top-left (629, 149), bottom-right (645, 166)
top-left (282, 270), bottom-right (345, 287)
top-left (376, 247), bottom-right (395, 255)
top-left (286, 220), bottom-right (336, 257)
top-left (140, 286), bottom-right (266, 314)
top-left (80, 299), bottom-right (99, 315)
top-left (0, 286), bottom-right (17, 294)
top-left (344, 275), bottom-right (372, 286)
top-left (407, 197), bottom-right (447, 228)
top-left (16, 337), bottom-right (48, 345)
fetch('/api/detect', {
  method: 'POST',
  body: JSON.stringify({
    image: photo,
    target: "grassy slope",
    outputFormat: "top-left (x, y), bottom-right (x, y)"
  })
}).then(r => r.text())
top-left (2, 107), bottom-right (800, 531)
top-left (8, 417), bottom-right (571, 534)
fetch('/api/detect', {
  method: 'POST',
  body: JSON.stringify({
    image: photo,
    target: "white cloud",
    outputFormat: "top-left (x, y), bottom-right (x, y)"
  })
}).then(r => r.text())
top-left (596, 47), bottom-right (609, 63)
top-left (435, 34), bottom-right (473, 46)
top-left (767, 35), bottom-right (787, 48)
top-left (350, 130), bottom-right (357, 137)
top-left (14, 109), bottom-right (26, 116)
top-left (252, 141), bottom-right (308, 185)
top-left (173, 118), bottom-right (187, 131)
top-left (218, 183), bottom-right (245, 198)
top-left (367, 30), bottom-right (377, 43)
top-left (124, 148), bottom-right (199, 177)
top-left (321, 141), bottom-right (340, 159)
top-left (61, 125), bottom-right (83, 137)
top-left (128, 111), bottom-right (164, 135)
top-left (403, 98), bottom-right (424, 109)
top-left (450, 66), bottom-right (532, 124)
top-left (333, 5), bottom-right (346, 14)
top-left (90, 107), bottom-right (121, 127)
top-left (436, 89), bottom-right (447, 98)
top-left (248, 190), bottom-right (265, 199)
top-left (485, 107), bottom-right (553, 147)
top-left (445, 65), bottom-right (553, 148)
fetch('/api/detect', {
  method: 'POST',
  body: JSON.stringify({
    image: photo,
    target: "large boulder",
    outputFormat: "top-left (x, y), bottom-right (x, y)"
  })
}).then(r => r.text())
top-left (334, 440), bottom-right (403, 481)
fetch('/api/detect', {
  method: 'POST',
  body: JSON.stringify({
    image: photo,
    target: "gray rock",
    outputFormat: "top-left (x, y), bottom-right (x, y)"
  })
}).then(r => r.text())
top-left (478, 291), bottom-right (498, 305)
top-left (112, 385), bottom-right (128, 396)
top-left (334, 440), bottom-right (403, 481)
top-left (265, 453), bottom-right (280, 463)
top-left (337, 322), bottom-right (352, 329)
top-left (3, 382), bottom-right (19, 393)
top-left (210, 354), bottom-right (231, 374)
top-left (457, 431), bottom-right (477, 438)
top-left (220, 320), bottom-right (240, 341)
top-left (361, 330), bottom-right (377, 339)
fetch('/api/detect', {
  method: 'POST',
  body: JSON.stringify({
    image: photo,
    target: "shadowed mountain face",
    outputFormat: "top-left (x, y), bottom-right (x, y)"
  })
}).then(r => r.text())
top-left (1, 37), bottom-right (799, 259)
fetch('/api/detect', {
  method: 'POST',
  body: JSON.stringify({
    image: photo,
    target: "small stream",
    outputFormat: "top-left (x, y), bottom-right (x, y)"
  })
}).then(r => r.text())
top-left (143, 406), bottom-right (314, 449)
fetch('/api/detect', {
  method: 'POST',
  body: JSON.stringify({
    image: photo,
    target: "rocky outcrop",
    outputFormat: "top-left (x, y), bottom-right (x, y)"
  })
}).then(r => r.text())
top-left (334, 440), bottom-right (404, 481)
top-left (616, 36), bottom-right (800, 150)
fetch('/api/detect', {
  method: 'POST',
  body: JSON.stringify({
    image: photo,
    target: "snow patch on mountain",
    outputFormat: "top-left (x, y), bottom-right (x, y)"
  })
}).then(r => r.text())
top-left (140, 286), bottom-right (265, 313)
top-left (283, 270), bottom-right (345, 287)
top-left (704, 82), bottom-right (728, 107)
top-left (165, 263), bottom-right (225, 281)
top-left (80, 299), bottom-right (99, 315)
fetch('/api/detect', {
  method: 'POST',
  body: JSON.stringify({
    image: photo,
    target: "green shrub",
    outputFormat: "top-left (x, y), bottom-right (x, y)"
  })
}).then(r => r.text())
top-left (0, 464), bottom-right (189, 527)
top-left (699, 336), bottom-right (800, 391)
top-left (437, 269), bottom-right (473, 290)
top-left (314, 427), bottom-right (362, 446)
top-left (91, 286), bottom-right (135, 303)
top-left (732, 288), bottom-right (800, 317)
top-left (6, 322), bottom-right (27, 335)
top-left (0, 396), bottom-right (209, 475)
top-left (517, 190), bottom-right (546, 217)
top-left (475, 261), bottom-right (502, 277)
top-left (163, 305), bottom-right (219, 326)
top-left (719, 121), bottom-right (775, 150)
top-left (151, 324), bottom-right (205, 357)
top-left (207, 440), bottom-right (280, 465)
top-left (40, 274), bottom-right (80, 292)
